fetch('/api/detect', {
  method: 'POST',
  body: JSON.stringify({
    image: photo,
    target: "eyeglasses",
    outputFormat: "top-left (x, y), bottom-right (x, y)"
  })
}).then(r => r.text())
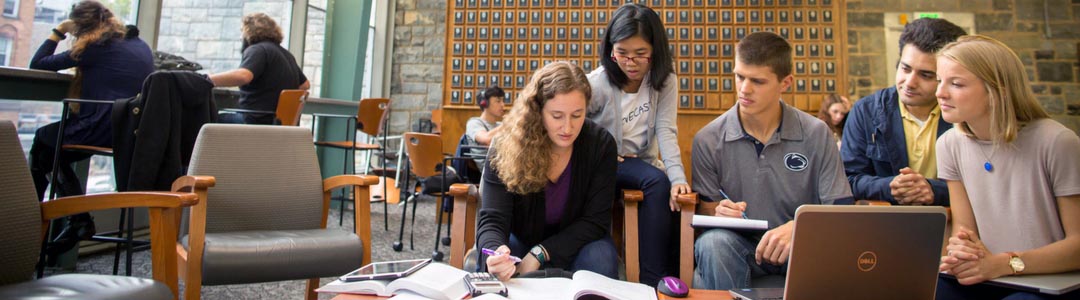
top-left (610, 54), bottom-right (652, 65)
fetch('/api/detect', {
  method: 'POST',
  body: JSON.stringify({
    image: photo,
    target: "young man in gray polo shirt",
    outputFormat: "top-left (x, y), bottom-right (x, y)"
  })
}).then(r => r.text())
top-left (691, 31), bottom-right (853, 290)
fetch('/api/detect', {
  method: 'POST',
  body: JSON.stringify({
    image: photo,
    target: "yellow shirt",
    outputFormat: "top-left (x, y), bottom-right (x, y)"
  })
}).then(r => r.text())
top-left (898, 102), bottom-right (941, 179)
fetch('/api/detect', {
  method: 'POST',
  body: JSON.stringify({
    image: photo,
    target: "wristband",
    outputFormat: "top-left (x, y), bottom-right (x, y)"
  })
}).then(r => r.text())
top-left (52, 28), bottom-right (66, 40)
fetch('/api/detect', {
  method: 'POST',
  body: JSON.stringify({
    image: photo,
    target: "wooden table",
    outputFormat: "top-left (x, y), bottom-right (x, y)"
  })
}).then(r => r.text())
top-left (329, 289), bottom-right (732, 300)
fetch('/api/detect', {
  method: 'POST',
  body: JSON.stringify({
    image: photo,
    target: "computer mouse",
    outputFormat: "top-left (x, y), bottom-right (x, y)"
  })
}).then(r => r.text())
top-left (656, 276), bottom-right (689, 298)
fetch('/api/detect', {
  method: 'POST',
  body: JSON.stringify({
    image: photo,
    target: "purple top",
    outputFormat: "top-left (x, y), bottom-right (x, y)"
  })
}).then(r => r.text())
top-left (544, 161), bottom-right (573, 226)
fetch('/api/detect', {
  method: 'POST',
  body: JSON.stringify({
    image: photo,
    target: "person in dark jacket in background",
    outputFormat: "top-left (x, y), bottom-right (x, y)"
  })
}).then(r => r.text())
top-left (840, 18), bottom-right (965, 206)
top-left (27, 0), bottom-right (155, 254)
top-left (478, 61), bottom-right (620, 281)
top-left (211, 12), bottom-right (309, 125)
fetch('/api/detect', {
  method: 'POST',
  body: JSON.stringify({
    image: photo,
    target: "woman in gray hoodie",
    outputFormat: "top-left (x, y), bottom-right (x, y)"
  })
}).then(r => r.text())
top-left (586, 3), bottom-right (688, 286)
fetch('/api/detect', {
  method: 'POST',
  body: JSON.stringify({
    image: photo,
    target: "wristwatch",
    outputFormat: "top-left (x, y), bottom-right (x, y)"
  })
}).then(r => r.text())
top-left (1005, 252), bottom-right (1025, 275)
top-left (529, 245), bottom-right (547, 266)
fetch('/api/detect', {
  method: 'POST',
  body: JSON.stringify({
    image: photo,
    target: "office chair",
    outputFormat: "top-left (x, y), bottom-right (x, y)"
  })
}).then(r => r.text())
top-left (177, 124), bottom-right (376, 300)
top-left (1, 120), bottom-right (203, 300)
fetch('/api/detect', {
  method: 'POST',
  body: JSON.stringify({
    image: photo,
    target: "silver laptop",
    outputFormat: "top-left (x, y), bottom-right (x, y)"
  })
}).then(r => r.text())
top-left (731, 205), bottom-right (948, 300)
top-left (983, 271), bottom-right (1080, 295)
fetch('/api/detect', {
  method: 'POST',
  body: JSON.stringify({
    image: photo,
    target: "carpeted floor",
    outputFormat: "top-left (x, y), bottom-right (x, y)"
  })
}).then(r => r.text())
top-left (52, 195), bottom-right (448, 299)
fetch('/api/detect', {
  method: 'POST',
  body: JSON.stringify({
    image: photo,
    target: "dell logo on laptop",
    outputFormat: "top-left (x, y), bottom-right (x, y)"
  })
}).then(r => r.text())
top-left (858, 251), bottom-right (878, 272)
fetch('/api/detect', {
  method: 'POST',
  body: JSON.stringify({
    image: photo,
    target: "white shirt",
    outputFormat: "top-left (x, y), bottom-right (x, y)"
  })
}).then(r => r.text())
top-left (620, 91), bottom-right (650, 155)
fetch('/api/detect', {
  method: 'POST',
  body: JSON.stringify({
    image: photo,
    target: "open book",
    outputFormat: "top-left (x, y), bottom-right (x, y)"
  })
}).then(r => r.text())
top-left (316, 263), bottom-right (469, 300)
top-left (691, 214), bottom-right (768, 230)
top-left (474, 270), bottom-right (657, 300)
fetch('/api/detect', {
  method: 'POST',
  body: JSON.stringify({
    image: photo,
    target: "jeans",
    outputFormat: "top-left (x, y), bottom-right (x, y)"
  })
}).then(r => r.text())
top-left (693, 228), bottom-right (787, 290)
top-left (499, 234), bottom-right (620, 279)
top-left (616, 157), bottom-right (677, 285)
top-left (935, 276), bottom-right (1077, 300)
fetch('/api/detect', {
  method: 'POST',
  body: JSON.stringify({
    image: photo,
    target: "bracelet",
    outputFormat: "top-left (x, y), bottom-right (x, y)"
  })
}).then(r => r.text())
top-left (51, 28), bottom-right (66, 40)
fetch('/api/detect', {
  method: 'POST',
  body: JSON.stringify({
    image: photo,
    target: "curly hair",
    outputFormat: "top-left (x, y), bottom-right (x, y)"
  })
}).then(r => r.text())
top-left (242, 13), bottom-right (284, 46)
top-left (490, 61), bottom-right (591, 194)
top-left (68, 0), bottom-right (126, 60)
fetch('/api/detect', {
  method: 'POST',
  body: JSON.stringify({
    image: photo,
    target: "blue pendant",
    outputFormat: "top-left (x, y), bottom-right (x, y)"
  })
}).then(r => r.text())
top-left (984, 162), bottom-right (993, 172)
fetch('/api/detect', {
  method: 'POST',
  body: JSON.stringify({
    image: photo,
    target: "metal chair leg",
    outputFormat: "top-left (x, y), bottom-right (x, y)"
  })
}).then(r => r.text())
top-left (112, 208), bottom-right (126, 275)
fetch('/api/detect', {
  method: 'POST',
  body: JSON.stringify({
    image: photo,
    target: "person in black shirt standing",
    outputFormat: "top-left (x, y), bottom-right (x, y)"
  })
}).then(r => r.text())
top-left (212, 12), bottom-right (309, 125)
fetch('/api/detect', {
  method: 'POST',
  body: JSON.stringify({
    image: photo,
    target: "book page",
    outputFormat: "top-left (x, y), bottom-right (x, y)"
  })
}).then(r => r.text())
top-left (387, 263), bottom-right (470, 300)
top-left (691, 214), bottom-right (768, 230)
top-left (571, 270), bottom-right (657, 300)
top-left (315, 279), bottom-right (391, 296)
top-left (502, 277), bottom-right (573, 300)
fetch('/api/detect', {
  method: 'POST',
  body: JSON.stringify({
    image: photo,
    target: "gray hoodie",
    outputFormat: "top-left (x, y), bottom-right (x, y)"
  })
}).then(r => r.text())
top-left (586, 66), bottom-right (687, 185)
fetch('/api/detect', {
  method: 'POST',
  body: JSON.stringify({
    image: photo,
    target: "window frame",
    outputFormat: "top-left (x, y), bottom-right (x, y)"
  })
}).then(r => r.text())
top-left (2, 0), bottom-right (18, 18)
top-left (0, 35), bottom-right (11, 66)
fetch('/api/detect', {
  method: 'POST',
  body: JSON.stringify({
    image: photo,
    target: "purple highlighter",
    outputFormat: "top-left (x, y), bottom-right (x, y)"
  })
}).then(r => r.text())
top-left (481, 248), bottom-right (523, 263)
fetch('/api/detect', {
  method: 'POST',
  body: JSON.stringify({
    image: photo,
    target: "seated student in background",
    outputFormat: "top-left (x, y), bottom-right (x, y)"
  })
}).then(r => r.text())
top-left (816, 93), bottom-right (849, 148)
top-left (465, 85), bottom-right (506, 169)
top-left (211, 12), bottom-right (310, 124)
top-left (935, 35), bottom-right (1080, 300)
top-left (691, 32), bottom-right (852, 290)
top-left (841, 18), bottom-right (965, 206)
top-left (587, 3), bottom-right (688, 285)
top-left (478, 61), bottom-right (619, 281)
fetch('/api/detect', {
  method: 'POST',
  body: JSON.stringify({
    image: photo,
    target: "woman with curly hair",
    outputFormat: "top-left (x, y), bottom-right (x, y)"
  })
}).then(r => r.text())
top-left (27, 0), bottom-right (155, 253)
top-left (212, 12), bottom-right (309, 124)
top-left (477, 61), bottom-right (620, 281)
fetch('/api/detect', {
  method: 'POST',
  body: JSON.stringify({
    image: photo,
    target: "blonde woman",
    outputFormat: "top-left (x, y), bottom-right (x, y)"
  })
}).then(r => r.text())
top-left (211, 12), bottom-right (310, 124)
top-left (935, 35), bottom-right (1080, 300)
top-left (477, 61), bottom-right (619, 281)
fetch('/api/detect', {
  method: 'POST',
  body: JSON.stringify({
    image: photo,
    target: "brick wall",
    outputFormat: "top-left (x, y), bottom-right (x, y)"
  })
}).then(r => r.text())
top-left (388, 0), bottom-right (446, 135)
top-left (846, 0), bottom-right (1080, 132)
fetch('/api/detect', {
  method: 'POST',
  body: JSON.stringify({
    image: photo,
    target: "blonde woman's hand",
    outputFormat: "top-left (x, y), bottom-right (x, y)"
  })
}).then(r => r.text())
top-left (56, 20), bottom-right (76, 34)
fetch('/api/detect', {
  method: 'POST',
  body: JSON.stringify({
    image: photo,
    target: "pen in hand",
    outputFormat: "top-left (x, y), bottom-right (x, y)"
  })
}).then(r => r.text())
top-left (482, 248), bottom-right (522, 263)
top-left (718, 187), bottom-right (748, 219)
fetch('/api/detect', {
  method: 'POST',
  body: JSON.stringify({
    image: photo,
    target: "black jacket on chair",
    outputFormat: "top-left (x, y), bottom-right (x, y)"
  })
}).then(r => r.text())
top-left (112, 71), bottom-right (216, 191)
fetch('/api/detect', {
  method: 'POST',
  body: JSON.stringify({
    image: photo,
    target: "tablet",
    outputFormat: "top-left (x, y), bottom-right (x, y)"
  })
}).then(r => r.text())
top-left (340, 258), bottom-right (432, 282)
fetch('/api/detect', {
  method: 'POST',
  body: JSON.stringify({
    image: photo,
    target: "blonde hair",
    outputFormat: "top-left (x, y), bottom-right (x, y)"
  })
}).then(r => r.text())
top-left (242, 13), bottom-right (284, 45)
top-left (937, 35), bottom-right (1048, 145)
top-left (68, 0), bottom-right (126, 60)
top-left (490, 61), bottom-right (591, 194)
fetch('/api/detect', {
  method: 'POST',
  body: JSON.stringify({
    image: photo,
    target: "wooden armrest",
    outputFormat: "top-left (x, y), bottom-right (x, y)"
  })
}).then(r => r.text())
top-left (41, 192), bottom-right (198, 221)
top-left (171, 175), bottom-right (216, 193)
top-left (855, 200), bottom-right (892, 206)
top-left (677, 192), bottom-right (699, 207)
top-left (622, 189), bottom-right (644, 203)
top-left (323, 174), bottom-right (379, 191)
top-left (449, 183), bottom-right (479, 269)
top-left (676, 193), bottom-right (699, 287)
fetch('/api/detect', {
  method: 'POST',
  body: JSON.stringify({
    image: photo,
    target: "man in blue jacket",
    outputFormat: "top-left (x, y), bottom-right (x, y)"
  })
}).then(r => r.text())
top-left (841, 18), bottom-right (965, 206)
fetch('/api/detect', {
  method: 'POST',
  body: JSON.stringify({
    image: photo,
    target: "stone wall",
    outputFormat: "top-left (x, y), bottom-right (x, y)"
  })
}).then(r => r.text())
top-left (157, 0), bottom-right (293, 74)
top-left (846, 0), bottom-right (1080, 132)
top-left (388, 0), bottom-right (445, 134)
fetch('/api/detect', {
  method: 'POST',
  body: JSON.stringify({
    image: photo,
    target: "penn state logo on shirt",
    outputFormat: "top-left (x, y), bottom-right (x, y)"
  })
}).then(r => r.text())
top-left (783, 153), bottom-right (808, 172)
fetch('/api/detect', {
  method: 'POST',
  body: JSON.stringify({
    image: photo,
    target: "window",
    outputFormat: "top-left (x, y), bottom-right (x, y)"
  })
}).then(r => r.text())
top-left (303, 0), bottom-right (326, 95)
top-left (361, 5), bottom-right (375, 98)
top-left (157, 0), bottom-right (294, 75)
top-left (3, 0), bottom-right (18, 18)
top-left (0, 36), bottom-right (11, 66)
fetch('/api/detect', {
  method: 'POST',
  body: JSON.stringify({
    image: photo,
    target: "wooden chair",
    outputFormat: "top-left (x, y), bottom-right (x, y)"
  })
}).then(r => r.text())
top-left (430, 109), bottom-right (443, 134)
top-left (397, 132), bottom-right (473, 260)
top-left (313, 98), bottom-right (392, 228)
top-left (46, 98), bottom-right (148, 276)
top-left (176, 124), bottom-right (378, 300)
top-left (221, 89), bottom-right (308, 126)
top-left (446, 184), bottom-right (690, 283)
top-left (0, 120), bottom-right (204, 300)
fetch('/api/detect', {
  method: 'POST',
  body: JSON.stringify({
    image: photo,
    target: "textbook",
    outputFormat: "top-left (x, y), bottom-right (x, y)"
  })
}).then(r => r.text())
top-left (473, 270), bottom-right (658, 300)
top-left (315, 263), bottom-right (469, 300)
top-left (691, 214), bottom-right (768, 231)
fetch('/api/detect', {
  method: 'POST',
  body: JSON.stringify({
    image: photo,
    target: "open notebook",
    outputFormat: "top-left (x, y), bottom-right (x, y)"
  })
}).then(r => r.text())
top-left (472, 270), bottom-right (657, 300)
top-left (316, 263), bottom-right (469, 300)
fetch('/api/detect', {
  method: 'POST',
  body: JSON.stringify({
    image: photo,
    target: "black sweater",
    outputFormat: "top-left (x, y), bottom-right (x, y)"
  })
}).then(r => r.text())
top-left (477, 120), bottom-right (617, 268)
